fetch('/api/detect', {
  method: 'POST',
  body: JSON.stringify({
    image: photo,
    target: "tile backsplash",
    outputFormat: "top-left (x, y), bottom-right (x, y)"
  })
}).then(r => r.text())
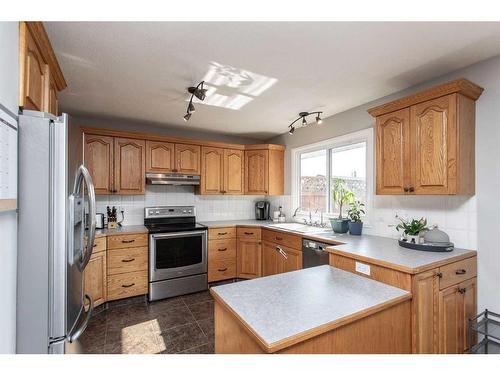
top-left (95, 185), bottom-right (267, 225)
top-left (269, 194), bottom-right (477, 250)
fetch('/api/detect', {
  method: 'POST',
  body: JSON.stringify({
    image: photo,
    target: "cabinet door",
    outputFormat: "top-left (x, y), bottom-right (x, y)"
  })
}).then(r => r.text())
top-left (376, 108), bottom-right (411, 194)
top-left (224, 149), bottom-right (244, 195)
top-left (84, 135), bottom-right (114, 194)
top-left (412, 270), bottom-right (439, 353)
top-left (237, 240), bottom-right (262, 279)
top-left (411, 95), bottom-right (456, 194)
top-left (114, 137), bottom-right (146, 195)
top-left (262, 241), bottom-right (278, 277)
top-left (175, 144), bottom-right (200, 174)
top-left (83, 251), bottom-right (107, 308)
top-left (245, 150), bottom-right (268, 195)
top-left (277, 246), bottom-right (302, 274)
top-left (46, 74), bottom-right (58, 116)
top-left (21, 27), bottom-right (47, 111)
top-left (461, 278), bottom-right (477, 351)
top-left (438, 284), bottom-right (462, 354)
top-left (146, 140), bottom-right (175, 173)
top-left (201, 147), bottom-right (224, 194)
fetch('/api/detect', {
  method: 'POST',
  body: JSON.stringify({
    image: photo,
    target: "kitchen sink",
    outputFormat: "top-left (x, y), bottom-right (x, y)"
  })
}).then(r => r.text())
top-left (267, 223), bottom-right (329, 234)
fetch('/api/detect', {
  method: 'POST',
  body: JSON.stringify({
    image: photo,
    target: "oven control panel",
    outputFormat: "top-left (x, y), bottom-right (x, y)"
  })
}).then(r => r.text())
top-left (145, 206), bottom-right (195, 218)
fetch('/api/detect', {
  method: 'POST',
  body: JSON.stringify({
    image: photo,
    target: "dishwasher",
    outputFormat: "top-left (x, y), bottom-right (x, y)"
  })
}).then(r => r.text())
top-left (302, 239), bottom-right (330, 268)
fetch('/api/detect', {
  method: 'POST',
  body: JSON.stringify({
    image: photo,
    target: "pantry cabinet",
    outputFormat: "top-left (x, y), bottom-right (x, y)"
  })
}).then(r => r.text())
top-left (369, 79), bottom-right (483, 195)
top-left (200, 147), bottom-right (244, 195)
top-left (244, 146), bottom-right (284, 196)
top-left (19, 22), bottom-right (66, 115)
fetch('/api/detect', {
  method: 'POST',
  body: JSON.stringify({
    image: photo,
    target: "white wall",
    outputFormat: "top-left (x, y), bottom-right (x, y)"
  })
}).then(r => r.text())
top-left (0, 21), bottom-right (18, 354)
top-left (96, 185), bottom-right (266, 225)
top-left (268, 54), bottom-right (500, 314)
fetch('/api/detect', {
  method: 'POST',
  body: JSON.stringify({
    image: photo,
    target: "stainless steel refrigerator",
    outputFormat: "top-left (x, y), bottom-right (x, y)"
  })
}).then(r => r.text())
top-left (17, 110), bottom-right (96, 354)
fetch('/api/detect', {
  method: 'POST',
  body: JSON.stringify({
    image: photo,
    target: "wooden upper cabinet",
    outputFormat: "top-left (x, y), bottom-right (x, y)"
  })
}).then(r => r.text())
top-left (245, 150), bottom-right (268, 195)
top-left (114, 137), bottom-right (146, 195)
top-left (175, 144), bottom-right (200, 174)
top-left (369, 79), bottom-right (483, 195)
top-left (224, 149), bottom-right (244, 194)
top-left (146, 140), bottom-right (175, 173)
top-left (19, 22), bottom-right (66, 115)
top-left (376, 108), bottom-right (411, 194)
top-left (200, 147), bottom-right (224, 194)
top-left (84, 134), bottom-right (114, 194)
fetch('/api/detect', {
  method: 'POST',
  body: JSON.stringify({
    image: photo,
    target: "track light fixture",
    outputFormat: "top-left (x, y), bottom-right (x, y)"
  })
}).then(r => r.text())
top-left (287, 111), bottom-right (323, 135)
top-left (183, 81), bottom-right (207, 122)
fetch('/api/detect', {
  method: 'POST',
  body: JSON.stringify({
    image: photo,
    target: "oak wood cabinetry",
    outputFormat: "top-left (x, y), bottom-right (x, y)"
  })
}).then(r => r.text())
top-left (369, 79), bottom-right (483, 195)
top-left (106, 233), bottom-right (148, 301)
top-left (19, 22), bottom-right (66, 115)
top-left (83, 237), bottom-right (107, 309)
top-left (200, 147), bottom-right (244, 195)
top-left (329, 252), bottom-right (477, 353)
top-left (245, 146), bottom-right (284, 195)
top-left (84, 134), bottom-right (145, 195)
top-left (262, 229), bottom-right (302, 276)
top-left (237, 227), bottom-right (262, 279)
top-left (175, 144), bottom-right (200, 174)
top-left (145, 140), bottom-right (175, 173)
top-left (208, 227), bottom-right (237, 282)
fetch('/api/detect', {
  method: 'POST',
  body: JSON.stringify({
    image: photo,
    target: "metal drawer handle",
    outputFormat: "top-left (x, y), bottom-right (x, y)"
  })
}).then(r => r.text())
top-left (122, 283), bottom-right (135, 288)
top-left (436, 272), bottom-right (443, 278)
top-left (244, 232), bottom-right (254, 235)
top-left (218, 248), bottom-right (227, 252)
top-left (218, 232), bottom-right (228, 235)
top-left (122, 258), bottom-right (135, 262)
top-left (93, 243), bottom-right (98, 247)
top-left (458, 287), bottom-right (466, 294)
top-left (275, 236), bottom-right (283, 241)
top-left (456, 269), bottom-right (467, 275)
top-left (122, 239), bottom-right (135, 243)
top-left (218, 268), bottom-right (228, 272)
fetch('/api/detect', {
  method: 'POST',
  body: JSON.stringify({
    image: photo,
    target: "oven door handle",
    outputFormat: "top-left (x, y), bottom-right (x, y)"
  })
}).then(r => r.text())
top-left (151, 230), bottom-right (207, 239)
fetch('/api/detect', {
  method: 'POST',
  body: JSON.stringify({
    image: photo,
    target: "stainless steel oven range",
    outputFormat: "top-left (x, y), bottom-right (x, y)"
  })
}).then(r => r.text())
top-left (145, 206), bottom-right (208, 301)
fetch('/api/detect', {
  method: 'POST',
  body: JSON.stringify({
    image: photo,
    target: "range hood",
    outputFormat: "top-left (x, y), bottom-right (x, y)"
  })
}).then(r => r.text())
top-left (146, 173), bottom-right (200, 186)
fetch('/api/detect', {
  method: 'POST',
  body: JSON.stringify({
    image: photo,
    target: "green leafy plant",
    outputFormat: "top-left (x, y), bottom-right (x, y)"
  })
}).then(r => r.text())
top-left (395, 216), bottom-right (428, 236)
top-left (331, 178), bottom-right (355, 219)
top-left (348, 201), bottom-right (365, 223)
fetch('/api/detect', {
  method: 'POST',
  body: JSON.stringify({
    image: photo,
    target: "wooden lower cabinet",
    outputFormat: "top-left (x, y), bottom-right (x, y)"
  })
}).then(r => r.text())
top-left (237, 240), bottom-right (262, 279)
top-left (330, 252), bottom-right (477, 354)
top-left (107, 271), bottom-right (148, 301)
top-left (262, 241), bottom-right (279, 276)
top-left (83, 248), bottom-right (107, 309)
top-left (262, 240), bottom-right (302, 276)
top-left (208, 227), bottom-right (237, 282)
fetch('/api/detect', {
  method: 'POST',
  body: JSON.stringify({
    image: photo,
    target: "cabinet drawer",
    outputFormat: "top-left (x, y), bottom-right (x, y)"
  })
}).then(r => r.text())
top-left (92, 236), bottom-right (107, 252)
top-left (237, 227), bottom-right (261, 240)
top-left (439, 257), bottom-right (477, 290)
top-left (107, 247), bottom-right (148, 275)
top-left (107, 271), bottom-right (148, 301)
top-left (107, 233), bottom-right (148, 250)
top-left (208, 259), bottom-right (236, 282)
top-left (262, 229), bottom-right (302, 250)
top-left (209, 239), bottom-right (236, 261)
top-left (208, 227), bottom-right (236, 240)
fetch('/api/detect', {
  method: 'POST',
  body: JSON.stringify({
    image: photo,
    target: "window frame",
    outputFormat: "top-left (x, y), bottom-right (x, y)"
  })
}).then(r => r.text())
top-left (291, 128), bottom-right (374, 226)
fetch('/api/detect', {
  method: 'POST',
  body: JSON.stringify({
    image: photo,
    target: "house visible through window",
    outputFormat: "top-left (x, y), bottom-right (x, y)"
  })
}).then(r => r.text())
top-left (295, 129), bottom-right (371, 220)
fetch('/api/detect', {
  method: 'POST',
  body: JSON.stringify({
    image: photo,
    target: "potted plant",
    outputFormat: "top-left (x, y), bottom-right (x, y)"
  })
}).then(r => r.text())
top-left (347, 200), bottom-right (365, 235)
top-left (395, 215), bottom-right (428, 243)
top-left (329, 178), bottom-right (354, 233)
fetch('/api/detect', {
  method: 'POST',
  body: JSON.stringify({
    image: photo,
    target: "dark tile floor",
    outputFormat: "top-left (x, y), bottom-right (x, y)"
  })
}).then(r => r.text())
top-left (80, 290), bottom-right (216, 354)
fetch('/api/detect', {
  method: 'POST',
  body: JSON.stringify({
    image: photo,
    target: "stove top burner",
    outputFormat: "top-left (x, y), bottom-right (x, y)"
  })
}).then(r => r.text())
top-left (144, 205), bottom-right (206, 234)
top-left (145, 222), bottom-right (207, 234)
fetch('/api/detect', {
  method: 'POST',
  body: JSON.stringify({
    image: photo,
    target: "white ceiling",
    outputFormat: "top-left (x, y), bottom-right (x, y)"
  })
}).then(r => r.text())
top-left (45, 22), bottom-right (500, 140)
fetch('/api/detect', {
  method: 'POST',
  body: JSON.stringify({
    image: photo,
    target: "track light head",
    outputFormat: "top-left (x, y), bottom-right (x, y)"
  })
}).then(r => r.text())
top-left (188, 102), bottom-right (195, 112)
top-left (288, 126), bottom-right (295, 135)
top-left (316, 115), bottom-right (323, 125)
top-left (302, 117), bottom-right (307, 127)
top-left (183, 112), bottom-right (192, 122)
top-left (188, 82), bottom-right (207, 101)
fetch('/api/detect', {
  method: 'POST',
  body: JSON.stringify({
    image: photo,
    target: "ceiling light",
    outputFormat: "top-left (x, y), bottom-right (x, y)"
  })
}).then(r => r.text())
top-left (287, 111), bottom-right (323, 135)
top-left (183, 113), bottom-right (192, 122)
top-left (183, 80), bottom-right (207, 121)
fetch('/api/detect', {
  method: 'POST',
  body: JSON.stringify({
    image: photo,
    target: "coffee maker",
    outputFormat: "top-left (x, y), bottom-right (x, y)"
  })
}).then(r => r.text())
top-left (255, 201), bottom-right (270, 220)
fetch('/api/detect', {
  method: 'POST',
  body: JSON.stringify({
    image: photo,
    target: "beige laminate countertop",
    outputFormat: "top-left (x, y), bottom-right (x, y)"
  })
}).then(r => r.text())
top-left (94, 225), bottom-right (148, 238)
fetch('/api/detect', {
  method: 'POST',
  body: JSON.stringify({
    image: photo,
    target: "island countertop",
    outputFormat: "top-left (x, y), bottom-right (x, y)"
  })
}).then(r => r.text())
top-left (210, 265), bottom-right (411, 353)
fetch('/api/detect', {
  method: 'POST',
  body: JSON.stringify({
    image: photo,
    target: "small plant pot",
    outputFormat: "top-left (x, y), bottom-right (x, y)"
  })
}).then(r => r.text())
top-left (348, 221), bottom-right (363, 235)
top-left (405, 234), bottom-right (421, 244)
top-left (330, 218), bottom-right (349, 234)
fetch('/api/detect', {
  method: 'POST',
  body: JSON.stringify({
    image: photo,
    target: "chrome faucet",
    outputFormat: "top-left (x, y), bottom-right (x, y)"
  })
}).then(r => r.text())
top-left (292, 207), bottom-right (301, 218)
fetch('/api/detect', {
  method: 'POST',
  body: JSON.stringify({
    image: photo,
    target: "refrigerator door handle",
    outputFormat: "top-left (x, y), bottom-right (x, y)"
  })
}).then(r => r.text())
top-left (72, 165), bottom-right (96, 271)
top-left (68, 294), bottom-right (94, 343)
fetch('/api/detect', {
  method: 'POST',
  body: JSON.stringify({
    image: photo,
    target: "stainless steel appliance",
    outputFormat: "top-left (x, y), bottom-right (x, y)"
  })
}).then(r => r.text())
top-left (146, 173), bottom-right (200, 185)
top-left (145, 206), bottom-right (208, 301)
top-left (255, 201), bottom-right (270, 220)
top-left (95, 213), bottom-right (105, 229)
top-left (17, 110), bottom-right (96, 354)
top-left (302, 239), bottom-right (330, 268)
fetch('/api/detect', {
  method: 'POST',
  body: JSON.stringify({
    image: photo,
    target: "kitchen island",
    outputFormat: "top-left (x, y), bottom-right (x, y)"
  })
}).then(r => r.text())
top-left (210, 265), bottom-right (412, 354)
